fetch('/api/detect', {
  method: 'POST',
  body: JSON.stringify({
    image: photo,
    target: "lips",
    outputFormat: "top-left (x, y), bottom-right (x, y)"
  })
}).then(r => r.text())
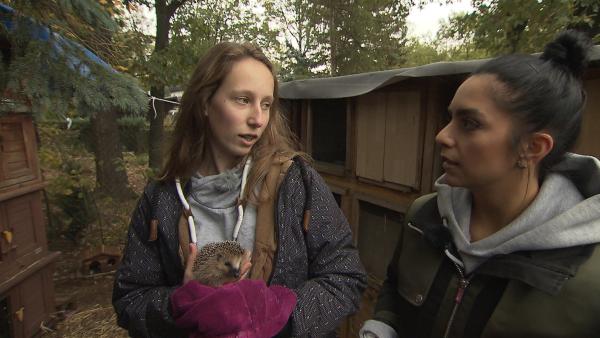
top-left (239, 134), bottom-right (258, 146)
top-left (441, 155), bottom-right (459, 166)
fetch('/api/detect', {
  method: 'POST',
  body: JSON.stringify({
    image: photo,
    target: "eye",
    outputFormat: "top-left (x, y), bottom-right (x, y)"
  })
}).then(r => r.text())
top-left (261, 101), bottom-right (272, 110)
top-left (235, 97), bottom-right (250, 105)
top-left (460, 117), bottom-right (481, 131)
top-left (224, 261), bottom-right (231, 267)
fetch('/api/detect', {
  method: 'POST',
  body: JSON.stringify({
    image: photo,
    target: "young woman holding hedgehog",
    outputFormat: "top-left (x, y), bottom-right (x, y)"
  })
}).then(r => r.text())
top-left (112, 42), bottom-right (366, 338)
top-left (361, 30), bottom-right (600, 338)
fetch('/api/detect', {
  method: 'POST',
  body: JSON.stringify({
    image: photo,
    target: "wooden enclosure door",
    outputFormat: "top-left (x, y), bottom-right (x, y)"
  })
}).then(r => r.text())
top-left (575, 78), bottom-right (600, 158)
top-left (356, 92), bottom-right (386, 181)
top-left (0, 115), bottom-right (40, 190)
top-left (383, 91), bottom-right (421, 188)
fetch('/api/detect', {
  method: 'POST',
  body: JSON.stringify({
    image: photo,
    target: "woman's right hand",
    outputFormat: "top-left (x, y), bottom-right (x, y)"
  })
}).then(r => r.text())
top-left (182, 243), bottom-right (198, 284)
top-left (239, 250), bottom-right (252, 280)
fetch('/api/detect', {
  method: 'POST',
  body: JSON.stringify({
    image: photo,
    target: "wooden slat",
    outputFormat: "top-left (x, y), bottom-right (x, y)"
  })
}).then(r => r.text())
top-left (5, 162), bottom-right (29, 174)
top-left (575, 78), bottom-right (600, 159)
top-left (322, 172), bottom-right (420, 214)
top-left (6, 196), bottom-right (38, 255)
top-left (383, 91), bottom-right (422, 188)
top-left (3, 152), bottom-right (27, 164)
top-left (0, 115), bottom-right (40, 187)
top-left (0, 128), bottom-right (23, 142)
top-left (0, 252), bottom-right (59, 295)
top-left (355, 92), bottom-right (386, 182)
top-left (1, 141), bottom-right (26, 152)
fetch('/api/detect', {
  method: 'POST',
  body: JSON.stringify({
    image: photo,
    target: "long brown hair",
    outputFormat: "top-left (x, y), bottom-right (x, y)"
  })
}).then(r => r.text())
top-left (159, 42), bottom-right (307, 203)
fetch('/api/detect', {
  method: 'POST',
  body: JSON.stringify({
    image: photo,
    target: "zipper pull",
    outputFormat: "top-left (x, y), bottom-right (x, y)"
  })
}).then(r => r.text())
top-left (455, 278), bottom-right (470, 303)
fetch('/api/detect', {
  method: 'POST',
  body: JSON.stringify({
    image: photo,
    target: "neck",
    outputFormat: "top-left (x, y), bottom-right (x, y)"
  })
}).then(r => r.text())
top-left (469, 169), bottom-right (539, 241)
top-left (199, 143), bottom-right (242, 176)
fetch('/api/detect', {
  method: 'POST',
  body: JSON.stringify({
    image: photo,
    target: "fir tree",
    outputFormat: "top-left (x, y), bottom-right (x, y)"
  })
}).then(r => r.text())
top-left (1, 1), bottom-right (146, 198)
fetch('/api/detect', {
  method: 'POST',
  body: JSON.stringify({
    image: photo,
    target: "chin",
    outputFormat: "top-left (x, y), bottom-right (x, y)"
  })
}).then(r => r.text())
top-left (440, 174), bottom-right (465, 187)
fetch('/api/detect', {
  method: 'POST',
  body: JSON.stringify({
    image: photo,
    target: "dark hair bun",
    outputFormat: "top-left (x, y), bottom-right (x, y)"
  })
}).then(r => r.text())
top-left (541, 30), bottom-right (592, 78)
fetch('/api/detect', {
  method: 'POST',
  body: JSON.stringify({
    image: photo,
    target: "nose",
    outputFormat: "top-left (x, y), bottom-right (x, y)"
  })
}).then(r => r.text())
top-left (435, 122), bottom-right (454, 148)
top-left (248, 103), bottom-right (266, 128)
top-left (229, 267), bottom-right (240, 278)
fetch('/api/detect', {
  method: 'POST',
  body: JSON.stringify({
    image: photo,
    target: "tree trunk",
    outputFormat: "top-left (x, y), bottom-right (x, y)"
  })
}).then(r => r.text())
top-left (90, 110), bottom-right (133, 199)
top-left (147, 0), bottom-right (181, 171)
top-left (148, 85), bottom-right (166, 170)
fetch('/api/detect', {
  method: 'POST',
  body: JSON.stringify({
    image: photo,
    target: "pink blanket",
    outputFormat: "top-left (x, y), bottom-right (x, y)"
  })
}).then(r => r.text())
top-left (170, 279), bottom-right (297, 338)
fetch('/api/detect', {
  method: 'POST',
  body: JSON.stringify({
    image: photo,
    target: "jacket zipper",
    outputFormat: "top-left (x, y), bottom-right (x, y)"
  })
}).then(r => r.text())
top-left (443, 261), bottom-right (471, 338)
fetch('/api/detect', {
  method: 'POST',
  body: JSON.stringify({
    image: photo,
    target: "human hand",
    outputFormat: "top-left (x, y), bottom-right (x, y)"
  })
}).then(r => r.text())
top-left (239, 250), bottom-right (252, 280)
top-left (183, 243), bottom-right (198, 284)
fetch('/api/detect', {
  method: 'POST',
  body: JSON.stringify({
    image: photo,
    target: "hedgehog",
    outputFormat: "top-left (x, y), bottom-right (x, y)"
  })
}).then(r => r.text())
top-left (192, 241), bottom-right (250, 287)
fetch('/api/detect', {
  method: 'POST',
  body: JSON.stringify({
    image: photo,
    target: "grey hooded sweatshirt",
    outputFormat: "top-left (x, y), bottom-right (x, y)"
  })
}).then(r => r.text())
top-left (436, 153), bottom-right (600, 274)
top-left (188, 165), bottom-right (257, 251)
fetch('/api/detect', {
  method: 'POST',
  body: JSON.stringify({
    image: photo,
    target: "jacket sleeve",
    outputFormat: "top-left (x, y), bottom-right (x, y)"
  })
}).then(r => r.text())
top-left (288, 164), bottom-right (368, 336)
top-left (372, 223), bottom-right (405, 334)
top-left (112, 182), bottom-right (185, 338)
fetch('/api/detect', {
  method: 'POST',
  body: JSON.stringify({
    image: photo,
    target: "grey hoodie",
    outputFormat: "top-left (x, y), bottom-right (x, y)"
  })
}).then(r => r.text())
top-left (436, 153), bottom-right (600, 274)
top-left (188, 165), bottom-right (257, 251)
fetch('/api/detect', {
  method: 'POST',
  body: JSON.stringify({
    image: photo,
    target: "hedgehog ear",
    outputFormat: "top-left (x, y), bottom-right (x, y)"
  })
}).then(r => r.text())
top-left (216, 253), bottom-right (223, 260)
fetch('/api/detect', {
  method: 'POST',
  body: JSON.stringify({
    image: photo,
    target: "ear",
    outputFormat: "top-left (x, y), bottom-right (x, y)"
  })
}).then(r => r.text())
top-left (524, 131), bottom-right (554, 166)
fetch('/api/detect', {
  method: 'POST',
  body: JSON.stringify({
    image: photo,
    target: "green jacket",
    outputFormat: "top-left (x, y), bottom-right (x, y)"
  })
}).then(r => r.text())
top-left (373, 193), bottom-right (600, 338)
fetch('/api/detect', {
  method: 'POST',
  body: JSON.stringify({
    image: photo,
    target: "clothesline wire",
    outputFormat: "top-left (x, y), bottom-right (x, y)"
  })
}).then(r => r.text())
top-left (149, 95), bottom-right (181, 119)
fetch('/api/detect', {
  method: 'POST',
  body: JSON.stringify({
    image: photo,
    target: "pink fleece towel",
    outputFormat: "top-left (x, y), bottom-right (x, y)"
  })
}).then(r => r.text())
top-left (171, 279), bottom-right (297, 338)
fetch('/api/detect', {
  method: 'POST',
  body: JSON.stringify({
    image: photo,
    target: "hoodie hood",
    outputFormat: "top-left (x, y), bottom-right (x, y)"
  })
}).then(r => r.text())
top-left (435, 153), bottom-right (600, 274)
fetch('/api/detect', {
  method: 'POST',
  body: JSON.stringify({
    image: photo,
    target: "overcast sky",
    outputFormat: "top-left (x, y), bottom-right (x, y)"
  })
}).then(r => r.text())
top-left (407, 0), bottom-right (474, 39)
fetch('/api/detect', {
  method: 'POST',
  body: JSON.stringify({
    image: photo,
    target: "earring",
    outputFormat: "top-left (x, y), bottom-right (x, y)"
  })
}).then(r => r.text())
top-left (516, 156), bottom-right (527, 169)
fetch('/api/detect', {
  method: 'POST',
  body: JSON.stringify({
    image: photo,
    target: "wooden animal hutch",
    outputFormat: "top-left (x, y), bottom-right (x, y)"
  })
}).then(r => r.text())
top-left (0, 101), bottom-right (60, 337)
top-left (280, 45), bottom-right (600, 336)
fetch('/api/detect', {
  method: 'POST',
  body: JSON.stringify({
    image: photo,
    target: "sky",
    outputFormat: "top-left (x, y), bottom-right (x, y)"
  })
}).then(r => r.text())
top-left (407, 0), bottom-right (474, 39)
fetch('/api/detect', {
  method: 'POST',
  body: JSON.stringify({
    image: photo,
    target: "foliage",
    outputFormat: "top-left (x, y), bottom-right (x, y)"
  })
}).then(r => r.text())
top-left (267, 0), bottom-right (411, 78)
top-left (1, 0), bottom-right (147, 118)
top-left (437, 0), bottom-right (600, 58)
top-left (325, 0), bottom-right (410, 75)
top-left (127, 0), bottom-right (277, 89)
top-left (265, 0), bottom-right (330, 80)
top-left (38, 122), bottom-right (96, 242)
top-left (401, 38), bottom-right (450, 67)
top-left (39, 120), bottom-right (148, 244)
top-left (75, 115), bottom-right (148, 153)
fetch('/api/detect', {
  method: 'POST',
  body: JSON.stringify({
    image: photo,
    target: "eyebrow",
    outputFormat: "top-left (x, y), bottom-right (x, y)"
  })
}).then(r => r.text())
top-left (231, 90), bottom-right (273, 101)
top-left (448, 107), bottom-right (483, 118)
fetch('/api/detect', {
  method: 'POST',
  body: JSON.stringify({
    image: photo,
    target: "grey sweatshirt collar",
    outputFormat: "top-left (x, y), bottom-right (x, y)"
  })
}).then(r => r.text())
top-left (435, 153), bottom-right (600, 274)
top-left (188, 166), bottom-right (257, 251)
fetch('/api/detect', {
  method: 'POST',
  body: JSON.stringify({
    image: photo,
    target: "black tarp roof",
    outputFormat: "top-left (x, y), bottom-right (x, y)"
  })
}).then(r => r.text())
top-left (280, 45), bottom-right (600, 99)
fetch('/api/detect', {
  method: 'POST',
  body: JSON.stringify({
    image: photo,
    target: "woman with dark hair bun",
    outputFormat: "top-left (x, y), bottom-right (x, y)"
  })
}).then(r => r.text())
top-left (361, 30), bottom-right (600, 338)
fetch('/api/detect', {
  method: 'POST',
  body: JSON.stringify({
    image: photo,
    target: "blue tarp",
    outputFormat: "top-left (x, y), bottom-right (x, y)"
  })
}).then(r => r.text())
top-left (0, 2), bottom-right (114, 75)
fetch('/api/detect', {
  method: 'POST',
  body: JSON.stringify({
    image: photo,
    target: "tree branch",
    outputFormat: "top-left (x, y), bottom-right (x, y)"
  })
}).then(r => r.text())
top-left (166, 0), bottom-right (188, 17)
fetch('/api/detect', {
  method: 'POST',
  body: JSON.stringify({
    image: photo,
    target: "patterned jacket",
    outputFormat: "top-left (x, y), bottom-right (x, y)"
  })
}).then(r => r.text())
top-left (112, 158), bottom-right (367, 337)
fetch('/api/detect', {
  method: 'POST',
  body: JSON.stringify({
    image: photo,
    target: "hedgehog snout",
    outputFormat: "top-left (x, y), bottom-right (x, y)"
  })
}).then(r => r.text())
top-left (229, 267), bottom-right (240, 278)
